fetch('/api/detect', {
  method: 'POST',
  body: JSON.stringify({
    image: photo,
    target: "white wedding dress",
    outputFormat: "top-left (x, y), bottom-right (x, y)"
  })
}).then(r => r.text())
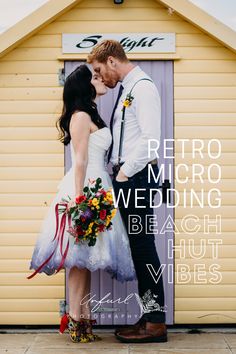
top-left (28, 127), bottom-right (136, 282)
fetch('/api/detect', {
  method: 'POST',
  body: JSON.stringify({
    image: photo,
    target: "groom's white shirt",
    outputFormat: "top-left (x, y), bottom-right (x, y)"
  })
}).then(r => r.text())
top-left (110, 65), bottom-right (161, 178)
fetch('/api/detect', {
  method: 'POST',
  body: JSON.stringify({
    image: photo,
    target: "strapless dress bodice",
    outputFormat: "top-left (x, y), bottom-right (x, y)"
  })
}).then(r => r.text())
top-left (70, 127), bottom-right (112, 169)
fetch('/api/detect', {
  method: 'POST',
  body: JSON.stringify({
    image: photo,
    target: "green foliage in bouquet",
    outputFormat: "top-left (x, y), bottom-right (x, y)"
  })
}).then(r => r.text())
top-left (59, 178), bottom-right (117, 247)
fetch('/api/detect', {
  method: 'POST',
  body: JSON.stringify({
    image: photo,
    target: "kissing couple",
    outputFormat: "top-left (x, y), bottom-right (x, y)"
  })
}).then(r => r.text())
top-left (28, 39), bottom-right (167, 344)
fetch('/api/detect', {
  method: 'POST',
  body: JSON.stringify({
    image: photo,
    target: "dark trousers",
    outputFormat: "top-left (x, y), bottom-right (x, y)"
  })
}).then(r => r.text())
top-left (112, 163), bottom-right (166, 323)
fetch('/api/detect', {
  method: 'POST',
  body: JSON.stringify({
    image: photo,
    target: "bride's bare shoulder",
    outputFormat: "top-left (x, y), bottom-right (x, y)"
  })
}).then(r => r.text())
top-left (71, 111), bottom-right (91, 123)
top-left (70, 111), bottom-right (91, 129)
top-left (69, 111), bottom-right (92, 138)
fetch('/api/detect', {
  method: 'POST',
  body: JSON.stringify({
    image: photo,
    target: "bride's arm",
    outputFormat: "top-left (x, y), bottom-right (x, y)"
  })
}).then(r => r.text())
top-left (69, 111), bottom-right (91, 196)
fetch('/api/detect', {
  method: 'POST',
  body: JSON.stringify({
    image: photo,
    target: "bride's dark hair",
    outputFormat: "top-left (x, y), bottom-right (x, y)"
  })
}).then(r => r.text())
top-left (56, 64), bottom-right (107, 145)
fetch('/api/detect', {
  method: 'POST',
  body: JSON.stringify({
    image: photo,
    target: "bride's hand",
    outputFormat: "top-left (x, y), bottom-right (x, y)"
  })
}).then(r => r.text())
top-left (67, 191), bottom-right (84, 210)
top-left (67, 199), bottom-right (76, 210)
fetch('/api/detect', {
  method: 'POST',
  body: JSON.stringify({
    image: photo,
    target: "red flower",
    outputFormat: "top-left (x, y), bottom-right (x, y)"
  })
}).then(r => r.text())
top-left (100, 189), bottom-right (107, 196)
top-left (75, 195), bottom-right (86, 204)
top-left (76, 225), bottom-right (85, 236)
top-left (98, 224), bottom-right (105, 232)
top-left (99, 209), bottom-right (107, 220)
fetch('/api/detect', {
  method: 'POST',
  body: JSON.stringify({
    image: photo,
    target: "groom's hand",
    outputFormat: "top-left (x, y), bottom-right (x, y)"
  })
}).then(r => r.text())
top-left (116, 169), bottom-right (129, 182)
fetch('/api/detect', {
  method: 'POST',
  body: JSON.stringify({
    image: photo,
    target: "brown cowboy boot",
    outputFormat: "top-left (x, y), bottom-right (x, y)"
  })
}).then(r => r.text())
top-left (114, 317), bottom-right (146, 336)
top-left (116, 322), bottom-right (167, 343)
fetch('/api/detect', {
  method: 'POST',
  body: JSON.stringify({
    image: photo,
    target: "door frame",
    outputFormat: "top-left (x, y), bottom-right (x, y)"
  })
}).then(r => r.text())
top-left (63, 60), bottom-right (175, 325)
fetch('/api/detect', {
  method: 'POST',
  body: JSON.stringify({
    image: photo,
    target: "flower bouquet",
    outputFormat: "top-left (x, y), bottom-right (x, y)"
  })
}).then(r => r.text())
top-left (59, 177), bottom-right (117, 247)
top-left (27, 178), bottom-right (117, 279)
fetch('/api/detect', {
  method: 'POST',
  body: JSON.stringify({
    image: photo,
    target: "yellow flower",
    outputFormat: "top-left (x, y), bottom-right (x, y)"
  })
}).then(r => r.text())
top-left (111, 209), bottom-right (117, 218)
top-left (106, 215), bottom-right (111, 226)
top-left (106, 192), bottom-right (113, 201)
top-left (85, 229), bottom-right (91, 236)
top-left (123, 99), bottom-right (130, 107)
top-left (92, 198), bottom-right (99, 206)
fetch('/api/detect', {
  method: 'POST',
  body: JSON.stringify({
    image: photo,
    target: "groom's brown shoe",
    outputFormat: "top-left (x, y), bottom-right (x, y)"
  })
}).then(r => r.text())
top-left (116, 322), bottom-right (167, 343)
top-left (114, 318), bottom-right (146, 337)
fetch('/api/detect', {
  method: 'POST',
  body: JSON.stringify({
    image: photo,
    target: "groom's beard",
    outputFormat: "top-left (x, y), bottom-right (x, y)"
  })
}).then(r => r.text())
top-left (105, 82), bottom-right (118, 89)
top-left (103, 77), bottom-right (119, 89)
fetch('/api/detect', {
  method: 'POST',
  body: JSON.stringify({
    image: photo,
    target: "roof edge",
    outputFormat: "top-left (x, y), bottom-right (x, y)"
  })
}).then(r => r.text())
top-left (0, 0), bottom-right (80, 58)
top-left (158, 0), bottom-right (236, 53)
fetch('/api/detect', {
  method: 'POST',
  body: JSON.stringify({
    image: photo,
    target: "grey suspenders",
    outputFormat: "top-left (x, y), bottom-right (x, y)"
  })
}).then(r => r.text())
top-left (117, 77), bottom-right (153, 166)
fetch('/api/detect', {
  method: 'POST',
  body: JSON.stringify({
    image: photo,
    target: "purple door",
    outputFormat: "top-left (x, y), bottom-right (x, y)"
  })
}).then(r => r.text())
top-left (64, 61), bottom-right (174, 325)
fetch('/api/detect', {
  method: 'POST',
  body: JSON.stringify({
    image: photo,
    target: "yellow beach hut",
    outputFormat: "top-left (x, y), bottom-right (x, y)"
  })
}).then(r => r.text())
top-left (0, 0), bottom-right (235, 325)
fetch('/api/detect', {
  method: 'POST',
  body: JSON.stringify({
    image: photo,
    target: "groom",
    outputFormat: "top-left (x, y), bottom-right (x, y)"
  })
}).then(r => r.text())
top-left (87, 40), bottom-right (167, 343)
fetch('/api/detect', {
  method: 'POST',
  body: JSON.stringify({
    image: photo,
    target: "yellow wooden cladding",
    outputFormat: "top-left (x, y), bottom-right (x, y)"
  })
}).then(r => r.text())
top-left (0, 154), bottom-right (63, 167)
top-left (0, 114), bottom-right (59, 127)
top-left (0, 74), bottom-right (59, 87)
top-left (0, 0), bottom-right (236, 325)
top-left (175, 100), bottom-right (236, 113)
top-left (175, 114), bottom-right (236, 126)
top-left (75, 0), bottom-right (164, 8)
top-left (0, 273), bottom-right (64, 286)
top-left (174, 272), bottom-right (236, 285)
top-left (0, 101), bottom-right (62, 114)
top-left (172, 193), bottom-right (236, 205)
top-left (175, 152), bottom-right (236, 164)
top-left (1, 207), bottom-right (50, 219)
top-left (175, 60), bottom-right (236, 73)
top-left (0, 167), bottom-right (64, 180)
top-left (177, 284), bottom-right (236, 296)
top-left (175, 257), bottom-right (236, 270)
top-left (0, 61), bottom-right (63, 74)
top-left (174, 139), bottom-right (236, 152)
top-left (0, 299), bottom-right (64, 312)
top-left (174, 87), bottom-right (236, 99)
top-left (59, 8), bottom-right (180, 21)
top-left (0, 127), bottom-right (61, 139)
top-left (0, 234), bottom-right (44, 246)
top-left (0, 286), bottom-right (64, 299)
top-left (174, 219), bottom-right (235, 232)
top-left (174, 311), bottom-right (236, 324)
top-left (0, 181), bottom-right (60, 193)
top-left (176, 298), bottom-right (236, 311)
top-left (0, 141), bottom-right (63, 153)
top-left (174, 73), bottom-right (236, 86)
top-left (0, 88), bottom-right (63, 100)
top-left (0, 313), bottom-right (65, 325)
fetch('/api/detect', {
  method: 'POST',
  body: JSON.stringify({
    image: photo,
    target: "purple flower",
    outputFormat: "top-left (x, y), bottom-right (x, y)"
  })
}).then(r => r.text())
top-left (81, 208), bottom-right (93, 220)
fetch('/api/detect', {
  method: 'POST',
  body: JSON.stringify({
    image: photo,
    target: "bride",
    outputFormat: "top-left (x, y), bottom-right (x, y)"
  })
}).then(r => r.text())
top-left (27, 64), bottom-right (136, 343)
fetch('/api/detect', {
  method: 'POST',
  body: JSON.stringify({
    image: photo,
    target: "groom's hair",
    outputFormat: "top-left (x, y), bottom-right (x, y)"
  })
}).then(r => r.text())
top-left (87, 40), bottom-right (128, 64)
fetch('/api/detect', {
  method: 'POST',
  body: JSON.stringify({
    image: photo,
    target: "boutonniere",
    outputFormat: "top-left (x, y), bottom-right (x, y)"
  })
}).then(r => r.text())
top-left (122, 92), bottom-right (134, 108)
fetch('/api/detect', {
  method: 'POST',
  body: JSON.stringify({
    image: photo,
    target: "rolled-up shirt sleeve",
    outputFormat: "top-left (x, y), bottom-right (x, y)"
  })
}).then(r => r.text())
top-left (120, 80), bottom-right (161, 177)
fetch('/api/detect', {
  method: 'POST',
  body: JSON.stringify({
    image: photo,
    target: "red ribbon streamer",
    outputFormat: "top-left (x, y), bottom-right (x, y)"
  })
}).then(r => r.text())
top-left (27, 202), bottom-right (71, 279)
